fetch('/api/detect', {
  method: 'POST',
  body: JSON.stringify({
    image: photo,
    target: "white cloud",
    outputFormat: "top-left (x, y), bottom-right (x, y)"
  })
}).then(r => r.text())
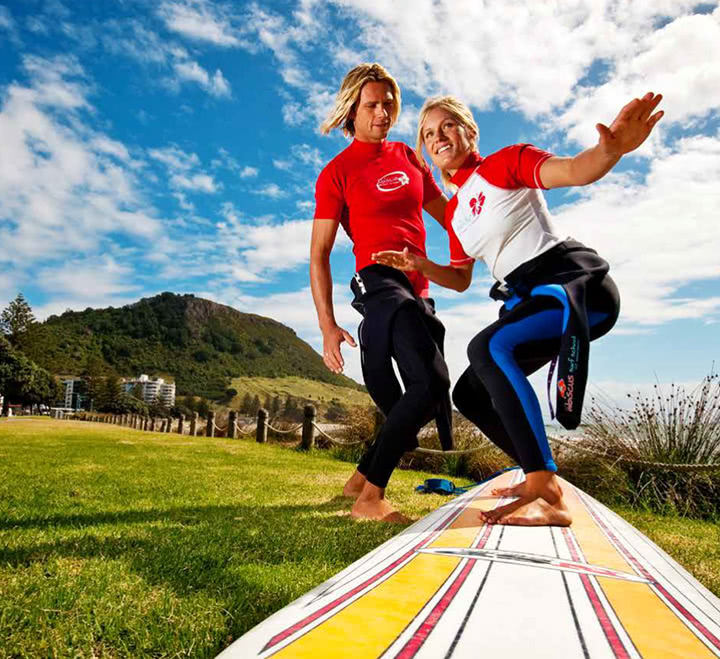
top-left (170, 173), bottom-right (218, 193)
top-left (173, 59), bottom-right (231, 97)
top-left (240, 165), bottom-right (258, 178)
top-left (552, 132), bottom-right (720, 327)
top-left (0, 5), bottom-right (14, 31)
top-left (148, 145), bottom-right (199, 171)
top-left (251, 183), bottom-right (286, 199)
top-left (159, 0), bottom-right (242, 47)
top-left (149, 145), bottom-right (218, 194)
top-left (0, 55), bottom-right (162, 268)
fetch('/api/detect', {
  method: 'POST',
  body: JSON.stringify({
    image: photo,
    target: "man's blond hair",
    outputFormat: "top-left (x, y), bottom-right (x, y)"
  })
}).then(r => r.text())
top-left (416, 96), bottom-right (479, 191)
top-left (320, 63), bottom-right (401, 137)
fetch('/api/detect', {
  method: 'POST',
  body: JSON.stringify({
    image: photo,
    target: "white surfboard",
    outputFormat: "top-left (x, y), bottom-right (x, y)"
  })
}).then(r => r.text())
top-left (218, 470), bottom-right (720, 658)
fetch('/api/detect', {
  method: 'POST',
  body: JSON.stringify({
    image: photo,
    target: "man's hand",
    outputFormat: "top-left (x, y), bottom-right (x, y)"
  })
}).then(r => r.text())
top-left (371, 247), bottom-right (426, 272)
top-left (596, 92), bottom-right (664, 158)
top-left (322, 324), bottom-right (357, 374)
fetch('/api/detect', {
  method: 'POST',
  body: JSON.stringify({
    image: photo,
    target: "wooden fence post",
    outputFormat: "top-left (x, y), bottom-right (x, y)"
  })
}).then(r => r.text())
top-left (228, 411), bottom-right (237, 439)
top-left (165, 416), bottom-right (172, 433)
top-left (301, 405), bottom-right (316, 450)
top-left (206, 412), bottom-right (214, 438)
top-left (177, 415), bottom-right (184, 435)
top-left (256, 408), bottom-right (267, 443)
top-left (190, 412), bottom-right (198, 436)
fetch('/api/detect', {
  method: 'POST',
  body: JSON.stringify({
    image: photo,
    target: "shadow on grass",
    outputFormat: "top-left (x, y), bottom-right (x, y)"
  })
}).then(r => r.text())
top-left (0, 498), bottom-right (400, 633)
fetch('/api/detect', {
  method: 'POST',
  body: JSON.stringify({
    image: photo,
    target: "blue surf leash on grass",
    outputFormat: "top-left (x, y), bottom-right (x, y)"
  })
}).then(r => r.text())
top-left (415, 466), bottom-right (521, 496)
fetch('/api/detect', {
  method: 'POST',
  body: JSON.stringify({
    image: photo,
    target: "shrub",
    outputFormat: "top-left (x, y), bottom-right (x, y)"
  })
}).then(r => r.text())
top-left (575, 372), bottom-right (720, 517)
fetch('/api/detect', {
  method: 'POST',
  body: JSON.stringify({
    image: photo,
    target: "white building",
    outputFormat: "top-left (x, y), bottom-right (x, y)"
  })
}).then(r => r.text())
top-left (123, 374), bottom-right (176, 407)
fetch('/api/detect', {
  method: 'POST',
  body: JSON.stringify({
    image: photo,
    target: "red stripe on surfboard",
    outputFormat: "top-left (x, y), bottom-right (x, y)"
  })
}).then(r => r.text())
top-left (262, 490), bottom-right (482, 653)
top-left (562, 527), bottom-right (631, 659)
top-left (580, 494), bottom-right (720, 652)
top-left (394, 523), bottom-right (494, 658)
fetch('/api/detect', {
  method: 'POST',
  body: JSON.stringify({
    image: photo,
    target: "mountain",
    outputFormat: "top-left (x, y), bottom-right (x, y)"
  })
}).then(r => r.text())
top-left (21, 292), bottom-right (362, 399)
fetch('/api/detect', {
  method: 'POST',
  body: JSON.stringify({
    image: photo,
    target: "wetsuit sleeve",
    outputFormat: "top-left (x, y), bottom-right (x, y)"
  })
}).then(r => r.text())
top-left (446, 197), bottom-right (474, 265)
top-left (506, 144), bottom-right (555, 190)
top-left (406, 145), bottom-right (442, 203)
top-left (314, 162), bottom-right (346, 221)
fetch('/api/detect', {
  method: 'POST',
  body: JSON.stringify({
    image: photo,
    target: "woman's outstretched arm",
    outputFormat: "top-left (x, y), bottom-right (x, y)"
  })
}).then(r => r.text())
top-left (539, 92), bottom-right (664, 189)
top-left (371, 247), bottom-right (474, 292)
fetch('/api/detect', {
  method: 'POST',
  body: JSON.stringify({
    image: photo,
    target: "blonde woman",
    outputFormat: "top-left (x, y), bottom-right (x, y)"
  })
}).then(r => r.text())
top-left (373, 93), bottom-right (663, 526)
top-left (310, 64), bottom-right (453, 522)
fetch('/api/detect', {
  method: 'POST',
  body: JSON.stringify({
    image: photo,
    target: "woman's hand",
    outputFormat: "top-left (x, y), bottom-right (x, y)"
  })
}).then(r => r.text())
top-left (371, 247), bottom-right (426, 272)
top-left (596, 92), bottom-right (663, 158)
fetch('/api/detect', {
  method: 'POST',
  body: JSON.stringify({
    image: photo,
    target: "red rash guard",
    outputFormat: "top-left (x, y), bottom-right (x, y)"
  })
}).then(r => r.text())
top-left (314, 139), bottom-right (442, 297)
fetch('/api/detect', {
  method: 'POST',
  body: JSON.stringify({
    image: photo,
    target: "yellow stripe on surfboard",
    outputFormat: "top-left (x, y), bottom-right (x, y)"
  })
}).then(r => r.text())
top-left (270, 470), bottom-right (516, 658)
top-left (563, 481), bottom-right (714, 659)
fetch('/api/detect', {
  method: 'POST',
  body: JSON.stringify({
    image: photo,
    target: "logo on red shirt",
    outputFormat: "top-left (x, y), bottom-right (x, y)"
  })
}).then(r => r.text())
top-left (376, 171), bottom-right (410, 192)
top-left (469, 192), bottom-right (485, 216)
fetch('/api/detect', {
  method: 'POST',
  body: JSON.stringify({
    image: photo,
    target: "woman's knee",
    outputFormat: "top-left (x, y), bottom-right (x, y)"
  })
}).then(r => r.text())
top-left (467, 331), bottom-right (493, 367)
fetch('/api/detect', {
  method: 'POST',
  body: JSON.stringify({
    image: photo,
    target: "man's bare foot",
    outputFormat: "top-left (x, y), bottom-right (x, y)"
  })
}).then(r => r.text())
top-left (351, 482), bottom-right (410, 523)
top-left (480, 471), bottom-right (571, 527)
top-left (342, 469), bottom-right (367, 499)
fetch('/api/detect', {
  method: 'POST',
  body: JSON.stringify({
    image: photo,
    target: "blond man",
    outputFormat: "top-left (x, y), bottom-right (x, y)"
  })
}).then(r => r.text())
top-left (310, 63), bottom-right (451, 522)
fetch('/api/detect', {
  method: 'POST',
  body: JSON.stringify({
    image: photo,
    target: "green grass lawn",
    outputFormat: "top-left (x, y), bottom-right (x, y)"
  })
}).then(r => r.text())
top-left (1, 419), bottom-right (718, 658)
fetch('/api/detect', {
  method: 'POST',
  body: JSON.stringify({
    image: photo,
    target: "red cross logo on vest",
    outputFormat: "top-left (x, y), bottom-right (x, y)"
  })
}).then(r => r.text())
top-left (469, 192), bottom-right (485, 216)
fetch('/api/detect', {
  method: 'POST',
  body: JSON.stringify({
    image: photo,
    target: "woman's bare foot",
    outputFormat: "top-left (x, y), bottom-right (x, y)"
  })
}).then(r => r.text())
top-left (342, 469), bottom-right (367, 499)
top-left (351, 482), bottom-right (411, 523)
top-left (491, 480), bottom-right (527, 498)
top-left (480, 471), bottom-right (571, 527)
top-left (491, 479), bottom-right (563, 499)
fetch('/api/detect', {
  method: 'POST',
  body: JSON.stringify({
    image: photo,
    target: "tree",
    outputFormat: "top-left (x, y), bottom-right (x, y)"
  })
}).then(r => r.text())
top-left (0, 337), bottom-right (59, 415)
top-left (98, 372), bottom-right (123, 412)
top-left (251, 394), bottom-right (261, 415)
top-left (240, 392), bottom-right (253, 414)
top-left (271, 395), bottom-right (281, 417)
top-left (0, 293), bottom-right (36, 347)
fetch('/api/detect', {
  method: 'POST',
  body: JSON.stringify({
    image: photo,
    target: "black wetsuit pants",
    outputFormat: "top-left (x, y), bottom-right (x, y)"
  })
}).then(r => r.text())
top-left (357, 303), bottom-right (451, 488)
top-left (452, 275), bottom-right (620, 474)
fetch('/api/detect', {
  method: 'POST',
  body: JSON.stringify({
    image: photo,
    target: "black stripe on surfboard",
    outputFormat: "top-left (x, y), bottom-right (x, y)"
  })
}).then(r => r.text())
top-left (443, 525), bottom-right (507, 658)
top-left (385, 470), bottom-right (522, 658)
top-left (599, 503), bottom-right (720, 622)
top-left (562, 525), bottom-right (635, 659)
top-left (375, 523), bottom-right (496, 658)
top-left (389, 524), bottom-right (496, 658)
top-left (551, 526), bottom-right (590, 659)
top-left (260, 479), bottom-right (491, 656)
top-left (578, 491), bottom-right (720, 655)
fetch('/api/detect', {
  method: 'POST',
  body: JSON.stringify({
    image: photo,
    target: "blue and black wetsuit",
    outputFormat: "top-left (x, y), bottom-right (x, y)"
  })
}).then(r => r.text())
top-left (452, 240), bottom-right (620, 473)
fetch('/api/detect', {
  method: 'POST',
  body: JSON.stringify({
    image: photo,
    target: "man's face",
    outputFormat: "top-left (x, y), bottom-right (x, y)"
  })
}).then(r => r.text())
top-left (351, 81), bottom-right (395, 143)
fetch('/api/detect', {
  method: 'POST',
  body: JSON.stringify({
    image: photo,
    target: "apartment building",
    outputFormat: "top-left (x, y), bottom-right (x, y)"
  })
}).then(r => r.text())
top-left (123, 374), bottom-right (176, 407)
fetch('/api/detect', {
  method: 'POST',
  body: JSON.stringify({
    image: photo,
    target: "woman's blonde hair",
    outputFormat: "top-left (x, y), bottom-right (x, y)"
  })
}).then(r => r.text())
top-left (415, 95), bottom-right (479, 191)
top-left (320, 63), bottom-right (401, 137)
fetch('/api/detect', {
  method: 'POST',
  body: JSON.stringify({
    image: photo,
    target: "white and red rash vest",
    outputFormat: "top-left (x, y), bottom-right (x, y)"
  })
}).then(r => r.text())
top-left (315, 139), bottom-right (442, 297)
top-left (446, 145), bottom-right (567, 283)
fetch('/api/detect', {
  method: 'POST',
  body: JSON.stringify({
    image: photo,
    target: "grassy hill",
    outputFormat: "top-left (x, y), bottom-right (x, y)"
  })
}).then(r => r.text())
top-left (21, 292), bottom-right (362, 399)
top-left (229, 376), bottom-right (372, 412)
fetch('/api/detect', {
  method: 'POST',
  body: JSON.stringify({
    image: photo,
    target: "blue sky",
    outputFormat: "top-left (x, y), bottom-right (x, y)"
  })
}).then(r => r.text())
top-left (1, 0), bottom-right (718, 406)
